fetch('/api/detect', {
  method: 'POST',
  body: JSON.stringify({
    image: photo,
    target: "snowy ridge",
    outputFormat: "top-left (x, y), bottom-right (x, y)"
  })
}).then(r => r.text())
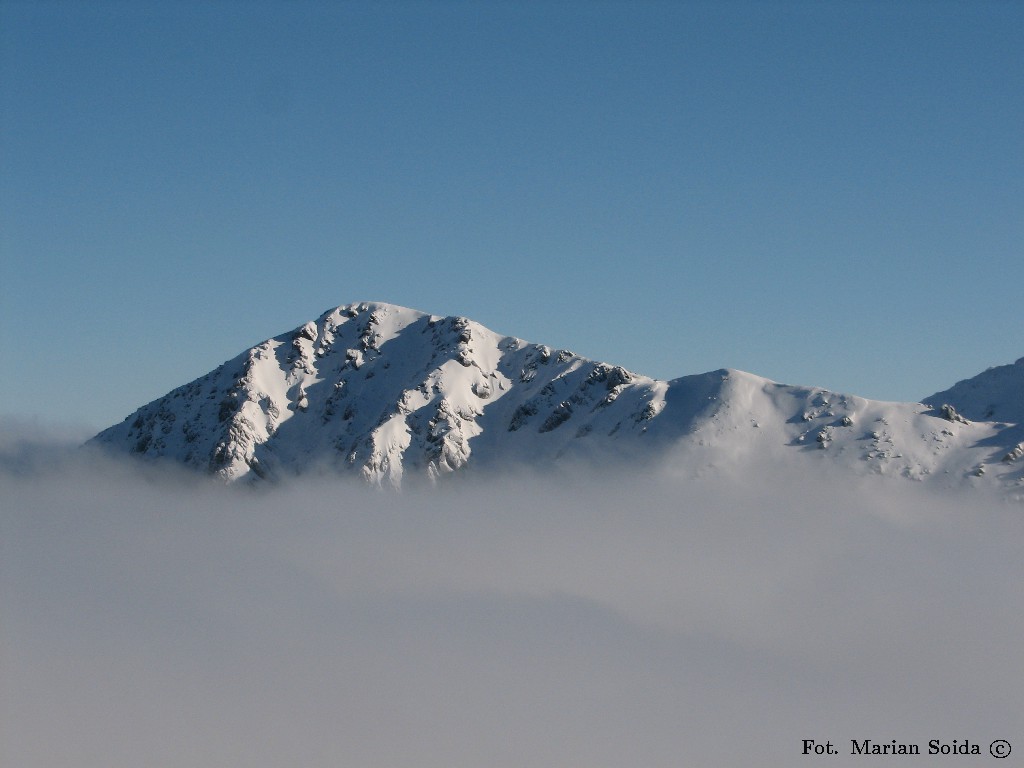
top-left (90, 302), bottom-right (1023, 494)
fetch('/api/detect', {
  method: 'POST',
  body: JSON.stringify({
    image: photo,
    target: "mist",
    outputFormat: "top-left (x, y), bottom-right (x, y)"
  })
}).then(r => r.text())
top-left (2, 446), bottom-right (1022, 767)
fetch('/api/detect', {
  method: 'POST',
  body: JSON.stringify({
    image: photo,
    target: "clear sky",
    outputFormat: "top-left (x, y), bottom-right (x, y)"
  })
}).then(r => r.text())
top-left (2, 0), bottom-right (1021, 432)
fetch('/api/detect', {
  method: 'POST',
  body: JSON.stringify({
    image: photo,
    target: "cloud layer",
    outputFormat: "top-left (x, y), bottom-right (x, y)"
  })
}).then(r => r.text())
top-left (2, 449), bottom-right (1021, 767)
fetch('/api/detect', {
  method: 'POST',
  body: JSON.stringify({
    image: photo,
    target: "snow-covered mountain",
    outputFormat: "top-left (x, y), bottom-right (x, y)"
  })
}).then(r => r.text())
top-left (89, 301), bottom-right (1024, 494)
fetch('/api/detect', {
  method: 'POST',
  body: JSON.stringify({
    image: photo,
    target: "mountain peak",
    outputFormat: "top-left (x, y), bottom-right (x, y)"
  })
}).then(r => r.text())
top-left (88, 303), bottom-right (1024, 495)
top-left (923, 356), bottom-right (1024, 425)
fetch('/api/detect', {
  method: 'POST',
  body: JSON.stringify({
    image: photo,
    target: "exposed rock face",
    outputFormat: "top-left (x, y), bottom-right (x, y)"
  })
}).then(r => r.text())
top-left (90, 302), bottom-right (1024, 494)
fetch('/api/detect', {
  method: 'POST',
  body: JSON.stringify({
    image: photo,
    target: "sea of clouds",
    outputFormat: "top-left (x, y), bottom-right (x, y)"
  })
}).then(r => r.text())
top-left (2, 421), bottom-right (1022, 767)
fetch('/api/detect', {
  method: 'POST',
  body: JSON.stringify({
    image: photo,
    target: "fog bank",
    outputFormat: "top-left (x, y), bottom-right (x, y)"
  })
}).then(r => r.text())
top-left (2, 449), bottom-right (1021, 767)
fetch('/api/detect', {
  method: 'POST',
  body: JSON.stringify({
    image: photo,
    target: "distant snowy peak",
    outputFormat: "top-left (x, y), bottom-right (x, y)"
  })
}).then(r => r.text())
top-left (91, 301), bottom-right (665, 486)
top-left (90, 301), bottom-right (1024, 495)
top-left (923, 357), bottom-right (1024, 425)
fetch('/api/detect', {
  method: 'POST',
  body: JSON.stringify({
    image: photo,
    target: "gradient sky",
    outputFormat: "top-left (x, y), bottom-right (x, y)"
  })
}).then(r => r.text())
top-left (2, 0), bottom-right (1021, 431)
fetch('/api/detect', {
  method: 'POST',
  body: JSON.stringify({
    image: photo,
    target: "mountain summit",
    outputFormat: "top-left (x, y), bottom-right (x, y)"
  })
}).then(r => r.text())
top-left (90, 301), bottom-right (1023, 493)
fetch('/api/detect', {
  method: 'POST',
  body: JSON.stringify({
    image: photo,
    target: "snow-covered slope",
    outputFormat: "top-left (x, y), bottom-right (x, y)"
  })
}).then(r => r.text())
top-left (924, 357), bottom-right (1024, 425)
top-left (90, 302), bottom-right (668, 486)
top-left (89, 302), bottom-right (1023, 494)
top-left (922, 357), bottom-right (1024, 487)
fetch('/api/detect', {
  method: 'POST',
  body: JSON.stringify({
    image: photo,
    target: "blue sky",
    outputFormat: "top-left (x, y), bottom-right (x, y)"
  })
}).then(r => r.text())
top-left (2, 0), bottom-right (1021, 431)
